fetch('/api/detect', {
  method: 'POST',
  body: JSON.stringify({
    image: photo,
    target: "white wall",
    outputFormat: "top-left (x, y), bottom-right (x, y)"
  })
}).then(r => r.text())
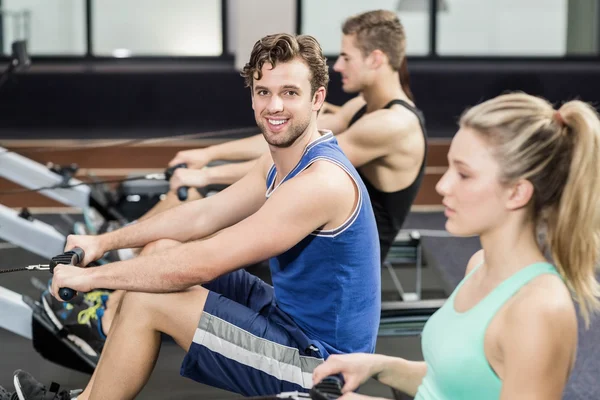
top-left (302, 0), bottom-right (568, 56)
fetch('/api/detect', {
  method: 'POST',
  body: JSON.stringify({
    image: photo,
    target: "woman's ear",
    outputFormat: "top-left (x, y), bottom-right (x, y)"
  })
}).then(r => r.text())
top-left (506, 179), bottom-right (534, 210)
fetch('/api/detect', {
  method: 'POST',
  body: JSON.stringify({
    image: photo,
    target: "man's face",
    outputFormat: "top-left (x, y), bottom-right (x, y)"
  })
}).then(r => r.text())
top-left (333, 34), bottom-right (369, 93)
top-left (251, 58), bottom-right (322, 148)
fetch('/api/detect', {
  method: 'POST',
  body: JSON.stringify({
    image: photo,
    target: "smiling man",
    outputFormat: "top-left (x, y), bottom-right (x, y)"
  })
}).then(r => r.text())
top-left (35, 10), bottom-right (429, 369)
top-left (4, 33), bottom-right (381, 400)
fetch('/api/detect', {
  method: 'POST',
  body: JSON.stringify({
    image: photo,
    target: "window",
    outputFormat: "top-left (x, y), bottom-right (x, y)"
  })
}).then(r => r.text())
top-left (436, 0), bottom-right (569, 56)
top-left (92, 0), bottom-right (222, 57)
top-left (301, 0), bottom-right (430, 56)
top-left (2, 0), bottom-right (86, 55)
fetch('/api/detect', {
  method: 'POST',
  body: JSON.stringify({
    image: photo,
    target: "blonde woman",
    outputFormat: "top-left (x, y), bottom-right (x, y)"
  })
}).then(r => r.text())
top-left (313, 92), bottom-right (600, 400)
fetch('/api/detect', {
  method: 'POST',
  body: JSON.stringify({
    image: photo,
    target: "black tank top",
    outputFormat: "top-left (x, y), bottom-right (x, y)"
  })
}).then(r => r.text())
top-left (348, 99), bottom-right (428, 263)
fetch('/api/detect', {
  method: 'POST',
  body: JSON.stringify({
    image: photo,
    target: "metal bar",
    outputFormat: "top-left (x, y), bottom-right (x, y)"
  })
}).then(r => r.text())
top-left (384, 261), bottom-right (407, 300)
top-left (381, 298), bottom-right (446, 311)
top-left (429, 0), bottom-right (438, 56)
top-left (295, 0), bottom-right (302, 34)
top-left (85, 0), bottom-right (92, 57)
top-left (416, 242), bottom-right (422, 300)
top-left (221, 0), bottom-right (228, 55)
top-left (0, 1), bottom-right (4, 53)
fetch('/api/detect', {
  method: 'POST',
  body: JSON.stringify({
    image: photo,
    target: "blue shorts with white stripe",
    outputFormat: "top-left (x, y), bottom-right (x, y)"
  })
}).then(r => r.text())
top-left (180, 269), bottom-right (326, 397)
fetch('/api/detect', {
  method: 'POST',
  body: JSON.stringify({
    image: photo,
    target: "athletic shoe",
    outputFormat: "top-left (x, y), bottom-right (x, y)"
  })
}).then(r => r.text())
top-left (41, 290), bottom-right (108, 358)
top-left (0, 385), bottom-right (16, 400)
top-left (12, 370), bottom-right (81, 400)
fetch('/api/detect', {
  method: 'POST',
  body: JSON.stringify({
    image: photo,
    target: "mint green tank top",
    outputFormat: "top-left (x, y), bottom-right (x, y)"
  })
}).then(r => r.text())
top-left (415, 262), bottom-right (560, 400)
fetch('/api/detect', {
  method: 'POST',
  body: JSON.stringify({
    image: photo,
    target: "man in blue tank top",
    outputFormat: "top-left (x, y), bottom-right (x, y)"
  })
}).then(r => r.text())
top-left (50, 11), bottom-right (425, 354)
top-left (2, 33), bottom-right (380, 400)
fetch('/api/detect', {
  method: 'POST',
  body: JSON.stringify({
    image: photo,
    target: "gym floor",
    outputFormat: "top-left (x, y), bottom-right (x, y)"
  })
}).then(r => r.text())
top-left (0, 212), bottom-right (597, 399)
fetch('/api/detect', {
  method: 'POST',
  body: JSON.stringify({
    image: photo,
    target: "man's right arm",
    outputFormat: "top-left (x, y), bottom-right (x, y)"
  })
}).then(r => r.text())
top-left (317, 95), bottom-right (365, 135)
top-left (168, 160), bottom-right (258, 191)
top-left (95, 155), bottom-right (271, 253)
top-left (169, 134), bottom-right (268, 168)
top-left (321, 101), bottom-right (342, 114)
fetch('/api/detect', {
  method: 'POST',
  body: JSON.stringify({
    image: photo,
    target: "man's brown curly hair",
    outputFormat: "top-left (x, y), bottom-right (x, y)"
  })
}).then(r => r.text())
top-left (241, 33), bottom-right (329, 96)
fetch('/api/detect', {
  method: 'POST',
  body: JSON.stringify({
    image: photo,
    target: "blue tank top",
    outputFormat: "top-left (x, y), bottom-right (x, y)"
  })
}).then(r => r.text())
top-left (266, 131), bottom-right (381, 357)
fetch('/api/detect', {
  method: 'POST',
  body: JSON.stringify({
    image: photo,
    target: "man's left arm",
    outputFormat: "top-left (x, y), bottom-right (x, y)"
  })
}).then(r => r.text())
top-left (335, 110), bottom-right (415, 167)
top-left (55, 162), bottom-right (353, 294)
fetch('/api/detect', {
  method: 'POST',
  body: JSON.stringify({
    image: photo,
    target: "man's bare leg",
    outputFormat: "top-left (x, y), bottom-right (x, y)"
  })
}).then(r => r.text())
top-left (80, 285), bottom-right (208, 399)
top-left (98, 238), bottom-right (183, 334)
top-left (77, 238), bottom-right (192, 400)
top-left (98, 289), bottom-right (123, 335)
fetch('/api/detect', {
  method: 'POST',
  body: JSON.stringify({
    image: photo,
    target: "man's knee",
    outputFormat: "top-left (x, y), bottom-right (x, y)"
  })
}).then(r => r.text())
top-left (118, 287), bottom-right (207, 323)
top-left (140, 238), bottom-right (182, 256)
top-left (117, 290), bottom-right (165, 326)
top-left (119, 290), bottom-right (154, 313)
top-left (117, 287), bottom-right (207, 348)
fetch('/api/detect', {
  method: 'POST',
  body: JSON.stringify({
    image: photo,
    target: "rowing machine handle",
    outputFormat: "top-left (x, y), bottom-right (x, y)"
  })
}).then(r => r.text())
top-left (164, 163), bottom-right (189, 201)
top-left (49, 247), bottom-right (85, 301)
top-left (310, 374), bottom-right (344, 400)
top-left (177, 186), bottom-right (189, 201)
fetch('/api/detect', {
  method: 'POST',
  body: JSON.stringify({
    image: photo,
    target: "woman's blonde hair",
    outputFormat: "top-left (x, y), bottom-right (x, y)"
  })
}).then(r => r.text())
top-left (460, 92), bottom-right (600, 327)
